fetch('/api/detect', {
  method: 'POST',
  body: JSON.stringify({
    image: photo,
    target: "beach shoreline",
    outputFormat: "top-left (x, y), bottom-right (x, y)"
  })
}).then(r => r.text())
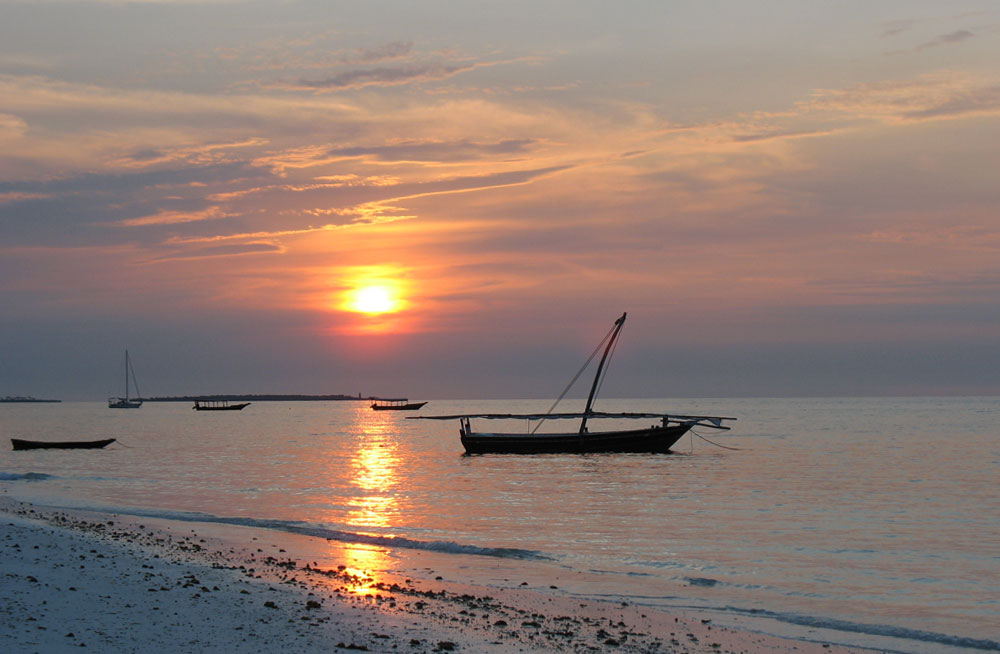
top-left (1, 496), bottom-right (880, 654)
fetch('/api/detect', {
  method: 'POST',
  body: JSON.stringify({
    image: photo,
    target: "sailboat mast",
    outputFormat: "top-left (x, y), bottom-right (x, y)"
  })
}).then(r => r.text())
top-left (579, 312), bottom-right (626, 434)
top-left (124, 350), bottom-right (130, 401)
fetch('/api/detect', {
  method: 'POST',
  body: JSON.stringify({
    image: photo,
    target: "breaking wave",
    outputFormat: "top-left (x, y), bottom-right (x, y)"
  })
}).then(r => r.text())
top-left (728, 606), bottom-right (1000, 652)
top-left (93, 506), bottom-right (552, 561)
top-left (0, 471), bottom-right (56, 482)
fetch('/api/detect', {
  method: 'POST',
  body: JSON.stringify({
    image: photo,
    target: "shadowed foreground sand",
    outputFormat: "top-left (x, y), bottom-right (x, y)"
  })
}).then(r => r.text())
top-left (1, 498), bottom-right (878, 653)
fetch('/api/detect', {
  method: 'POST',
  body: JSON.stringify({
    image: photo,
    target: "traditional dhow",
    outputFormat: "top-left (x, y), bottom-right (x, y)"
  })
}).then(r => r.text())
top-left (412, 313), bottom-right (735, 454)
top-left (193, 400), bottom-right (251, 411)
top-left (12, 438), bottom-right (116, 451)
top-left (371, 398), bottom-right (428, 411)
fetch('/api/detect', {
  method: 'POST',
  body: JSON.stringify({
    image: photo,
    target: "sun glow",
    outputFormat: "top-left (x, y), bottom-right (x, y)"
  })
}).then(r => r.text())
top-left (351, 285), bottom-right (397, 314)
top-left (343, 280), bottom-right (408, 315)
top-left (334, 267), bottom-right (412, 333)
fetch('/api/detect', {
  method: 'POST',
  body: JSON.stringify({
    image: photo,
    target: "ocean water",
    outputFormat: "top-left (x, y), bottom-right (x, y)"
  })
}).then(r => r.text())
top-left (1, 397), bottom-right (997, 653)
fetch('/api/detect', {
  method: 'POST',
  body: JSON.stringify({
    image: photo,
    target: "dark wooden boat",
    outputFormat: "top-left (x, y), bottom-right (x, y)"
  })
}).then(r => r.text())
top-left (371, 399), bottom-right (427, 411)
top-left (457, 416), bottom-right (693, 454)
top-left (11, 438), bottom-right (116, 451)
top-left (193, 400), bottom-right (251, 411)
top-left (413, 312), bottom-right (734, 454)
top-left (108, 350), bottom-right (143, 409)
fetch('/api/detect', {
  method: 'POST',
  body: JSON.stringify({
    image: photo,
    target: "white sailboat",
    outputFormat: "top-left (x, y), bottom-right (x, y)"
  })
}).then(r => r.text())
top-left (108, 350), bottom-right (143, 409)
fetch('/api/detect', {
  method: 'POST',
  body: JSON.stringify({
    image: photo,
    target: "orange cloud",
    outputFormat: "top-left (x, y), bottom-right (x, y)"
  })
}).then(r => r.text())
top-left (804, 73), bottom-right (1000, 123)
top-left (111, 206), bottom-right (232, 227)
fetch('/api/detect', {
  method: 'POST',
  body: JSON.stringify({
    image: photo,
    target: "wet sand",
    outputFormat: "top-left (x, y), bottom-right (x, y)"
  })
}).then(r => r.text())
top-left (1, 497), bottom-right (879, 653)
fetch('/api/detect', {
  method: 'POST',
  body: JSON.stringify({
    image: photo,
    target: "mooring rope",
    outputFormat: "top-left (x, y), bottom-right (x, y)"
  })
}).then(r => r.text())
top-left (693, 430), bottom-right (741, 450)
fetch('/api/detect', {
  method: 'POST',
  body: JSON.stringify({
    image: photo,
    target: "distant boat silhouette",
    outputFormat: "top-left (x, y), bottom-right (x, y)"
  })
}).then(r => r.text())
top-left (12, 438), bottom-right (116, 451)
top-left (108, 350), bottom-right (143, 409)
top-left (193, 400), bottom-right (250, 411)
top-left (370, 398), bottom-right (428, 411)
top-left (414, 312), bottom-right (735, 454)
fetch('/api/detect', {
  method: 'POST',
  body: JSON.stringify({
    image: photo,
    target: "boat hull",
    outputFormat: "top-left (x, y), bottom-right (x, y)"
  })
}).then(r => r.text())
top-left (108, 399), bottom-right (142, 409)
top-left (194, 402), bottom-right (250, 411)
top-left (460, 423), bottom-right (692, 455)
top-left (371, 402), bottom-right (427, 411)
top-left (11, 438), bottom-right (116, 451)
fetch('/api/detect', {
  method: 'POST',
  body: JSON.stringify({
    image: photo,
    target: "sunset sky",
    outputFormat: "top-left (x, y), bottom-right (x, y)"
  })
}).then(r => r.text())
top-left (2, 1), bottom-right (999, 400)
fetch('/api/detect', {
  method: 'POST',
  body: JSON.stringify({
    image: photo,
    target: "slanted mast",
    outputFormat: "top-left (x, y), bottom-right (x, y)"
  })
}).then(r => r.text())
top-left (579, 311), bottom-right (626, 433)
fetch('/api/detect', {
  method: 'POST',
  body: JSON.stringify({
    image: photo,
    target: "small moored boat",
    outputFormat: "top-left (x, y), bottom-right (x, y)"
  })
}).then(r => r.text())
top-left (11, 438), bottom-right (116, 451)
top-left (371, 399), bottom-right (428, 411)
top-left (108, 350), bottom-right (143, 409)
top-left (193, 400), bottom-right (251, 411)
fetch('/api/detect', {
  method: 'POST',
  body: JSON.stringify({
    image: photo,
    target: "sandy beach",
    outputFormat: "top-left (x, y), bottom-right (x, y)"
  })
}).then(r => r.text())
top-left (0, 496), bottom-right (881, 654)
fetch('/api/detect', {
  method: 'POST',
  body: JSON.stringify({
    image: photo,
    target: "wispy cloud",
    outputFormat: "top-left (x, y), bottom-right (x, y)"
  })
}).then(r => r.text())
top-left (0, 191), bottom-right (46, 204)
top-left (0, 113), bottom-right (28, 138)
top-left (347, 41), bottom-right (414, 65)
top-left (108, 138), bottom-right (269, 169)
top-left (880, 19), bottom-right (921, 38)
top-left (150, 241), bottom-right (284, 262)
top-left (283, 62), bottom-right (479, 91)
top-left (914, 29), bottom-right (976, 51)
top-left (226, 40), bottom-right (415, 73)
top-left (805, 73), bottom-right (1000, 123)
top-left (861, 224), bottom-right (1000, 251)
top-left (110, 205), bottom-right (232, 227)
top-left (902, 83), bottom-right (1000, 120)
top-left (731, 127), bottom-right (842, 143)
top-left (324, 138), bottom-right (538, 163)
top-left (880, 9), bottom-right (990, 38)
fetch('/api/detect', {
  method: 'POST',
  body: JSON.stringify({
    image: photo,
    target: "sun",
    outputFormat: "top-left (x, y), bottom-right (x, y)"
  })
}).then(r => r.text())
top-left (349, 285), bottom-right (399, 314)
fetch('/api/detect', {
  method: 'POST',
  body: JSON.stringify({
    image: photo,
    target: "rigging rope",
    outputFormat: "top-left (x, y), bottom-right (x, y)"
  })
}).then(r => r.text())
top-left (128, 356), bottom-right (142, 400)
top-left (530, 322), bottom-right (617, 434)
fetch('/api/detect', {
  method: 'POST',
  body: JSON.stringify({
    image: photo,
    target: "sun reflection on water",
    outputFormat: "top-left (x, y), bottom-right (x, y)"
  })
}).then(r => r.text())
top-left (336, 544), bottom-right (393, 597)
top-left (348, 409), bottom-right (403, 529)
top-left (328, 407), bottom-right (405, 595)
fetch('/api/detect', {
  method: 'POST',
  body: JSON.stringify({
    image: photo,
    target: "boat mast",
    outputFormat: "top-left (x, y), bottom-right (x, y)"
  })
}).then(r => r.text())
top-left (579, 312), bottom-right (626, 434)
top-left (124, 350), bottom-right (130, 401)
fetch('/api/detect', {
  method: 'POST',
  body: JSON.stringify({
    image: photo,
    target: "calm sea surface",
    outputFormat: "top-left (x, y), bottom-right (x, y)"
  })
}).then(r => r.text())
top-left (1, 397), bottom-right (997, 653)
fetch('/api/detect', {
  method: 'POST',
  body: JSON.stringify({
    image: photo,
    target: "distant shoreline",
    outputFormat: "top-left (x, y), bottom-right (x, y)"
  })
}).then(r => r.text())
top-left (0, 396), bottom-right (61, 403)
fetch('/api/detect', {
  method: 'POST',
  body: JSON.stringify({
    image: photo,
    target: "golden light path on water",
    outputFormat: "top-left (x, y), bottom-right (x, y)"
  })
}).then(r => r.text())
top-left (337, 408), bottom-right (403, 595)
